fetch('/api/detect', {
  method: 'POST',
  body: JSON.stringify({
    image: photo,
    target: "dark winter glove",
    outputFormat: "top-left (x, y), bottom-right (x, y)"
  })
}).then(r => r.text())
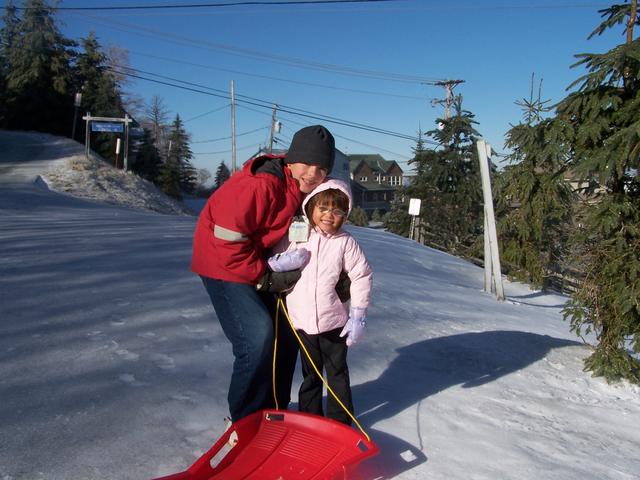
top-left (335, 271), bottom-right (351, 303)
top-left (256, 268), bottom-right (301, 293)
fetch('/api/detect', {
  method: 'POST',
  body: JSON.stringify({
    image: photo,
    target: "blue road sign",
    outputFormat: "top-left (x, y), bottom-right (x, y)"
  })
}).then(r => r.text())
top-left (92, 122), bottom-right (123, 133)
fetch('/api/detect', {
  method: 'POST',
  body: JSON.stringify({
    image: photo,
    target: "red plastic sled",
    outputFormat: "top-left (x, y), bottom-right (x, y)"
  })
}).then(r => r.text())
top-left (154, 409), bottom-right (379, 480)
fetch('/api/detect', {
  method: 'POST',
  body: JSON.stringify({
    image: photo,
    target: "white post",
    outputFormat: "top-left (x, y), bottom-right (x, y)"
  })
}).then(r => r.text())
top-left (115, 138), bottom-right (121, 169)
top-left (408, 198), bottom-right (421, 241)
top-left (484, 215), bottom-right (492, 293)
top-left (84, 112), bottom-right (91, 159)
top-left (476, 140), bottom-right (505, 300)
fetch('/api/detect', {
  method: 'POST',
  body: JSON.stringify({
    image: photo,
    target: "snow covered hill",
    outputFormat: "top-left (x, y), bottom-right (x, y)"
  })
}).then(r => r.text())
top-left (1, 130), bottom-right (639, 480)
top-left (1, 130), bottom-right (194, 215)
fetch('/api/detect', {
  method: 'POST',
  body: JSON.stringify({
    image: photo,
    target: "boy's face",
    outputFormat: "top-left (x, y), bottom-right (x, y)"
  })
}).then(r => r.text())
top-left (287, 163), bottom-right (328, 194)
top-left (311, 203), bottom-right (346, 235)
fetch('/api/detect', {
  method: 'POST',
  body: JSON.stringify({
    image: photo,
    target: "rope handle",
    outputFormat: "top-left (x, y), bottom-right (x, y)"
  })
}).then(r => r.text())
top-left (272, 294), bottom-right (371, 442)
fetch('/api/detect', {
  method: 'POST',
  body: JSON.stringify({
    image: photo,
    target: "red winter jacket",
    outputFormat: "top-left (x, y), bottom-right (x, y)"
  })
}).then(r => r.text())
top-left (191, 155), bottom-right (303, 284)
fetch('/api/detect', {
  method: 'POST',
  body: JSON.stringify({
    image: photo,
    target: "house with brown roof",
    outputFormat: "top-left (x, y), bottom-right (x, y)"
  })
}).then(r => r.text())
top-left (348, 154), bottom-right (404, 214)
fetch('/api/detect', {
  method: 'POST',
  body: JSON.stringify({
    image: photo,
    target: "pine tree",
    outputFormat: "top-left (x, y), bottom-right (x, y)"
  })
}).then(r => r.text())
top-left (0, 1), bottom-right (19, 127)
top-left (384, 128), bottom-right (424, 237)
top-left (158, 114), bottom-right (196, 199)
top-left (383, 191), bottom-right (411, 237)
top-left (348, 207), bottom-right (369, 227)
top-left (214, 161), bottom-right (231, 189)
top-left (495, 74), bottom-right (574, 289)
top-left (157, 155), bottom-right (182, 200)
top-left (4, 0), bottom-right (75, 134)
top-left (131, 128), bottom-right (162, 182)
top-left (407, 95), bottom-right (484, 256)
top-left (558, 1), bottom-right (640, 383)
top-left (74, 31), bottom-right (124, 160)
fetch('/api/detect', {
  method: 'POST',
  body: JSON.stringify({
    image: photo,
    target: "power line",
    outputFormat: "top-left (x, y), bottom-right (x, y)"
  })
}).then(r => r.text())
top-left (275, 111), bottom-right (426, 160)
top-left (23, 1), bottom-right (612, 12)
top-left (21, 0), bottom-right (404, 12)
top-left (183, 103), bottom-right (230, 122)
top-left (193, 141), bottom-right (263, 155)
top-left (192, 126), bottom-right (269, 143)
top-left (128, 50), bottom-right (426, 100)
top-left (71, 13), bottom-right (443, 84)
top-left (108, 66), bottom-right (422, 142)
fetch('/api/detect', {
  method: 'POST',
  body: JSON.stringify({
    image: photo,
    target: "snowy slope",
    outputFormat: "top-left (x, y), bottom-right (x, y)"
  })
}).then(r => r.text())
top-left (1, 130), bottom-right (639, 480)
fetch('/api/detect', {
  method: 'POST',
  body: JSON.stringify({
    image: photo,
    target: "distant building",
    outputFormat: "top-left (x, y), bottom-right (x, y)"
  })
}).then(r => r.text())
top-left (348, 154), bottom-right (404, 214)
top-left (330, 149), bottom-right (351, 185)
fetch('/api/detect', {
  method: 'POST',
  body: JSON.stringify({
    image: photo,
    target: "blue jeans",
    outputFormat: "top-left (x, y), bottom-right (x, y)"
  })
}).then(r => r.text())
top-left (201, 276), bottom-right (272, 422)
top-left (200, 276), bottom-right (298, 422)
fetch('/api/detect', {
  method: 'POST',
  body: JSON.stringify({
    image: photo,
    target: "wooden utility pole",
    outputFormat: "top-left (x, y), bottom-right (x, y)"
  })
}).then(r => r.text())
top-left (268, 104), bottom-right (278, 153)
top-left (429, 79), bottom-right (465, 119)
top-left (230, 80), bottom-right (236, 173)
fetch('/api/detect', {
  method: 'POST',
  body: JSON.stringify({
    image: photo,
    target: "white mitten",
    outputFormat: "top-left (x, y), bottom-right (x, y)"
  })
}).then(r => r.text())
top-left (267, 248), bottom-right (311, 272)
top-left (340, 307), bottom-right (367, 347)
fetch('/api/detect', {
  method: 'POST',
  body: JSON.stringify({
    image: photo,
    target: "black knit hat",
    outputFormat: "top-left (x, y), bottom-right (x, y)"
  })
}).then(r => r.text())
top-left (285, 125), bottom-right (335, 174)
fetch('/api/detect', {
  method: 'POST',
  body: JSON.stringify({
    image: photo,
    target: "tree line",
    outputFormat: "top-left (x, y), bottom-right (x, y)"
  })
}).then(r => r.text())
top-left (0, 0), bottom-right (230, 199)
top-left (384, 1), bottom-right (640, 384)
top-left (2, 1), bottom-right (638, 383)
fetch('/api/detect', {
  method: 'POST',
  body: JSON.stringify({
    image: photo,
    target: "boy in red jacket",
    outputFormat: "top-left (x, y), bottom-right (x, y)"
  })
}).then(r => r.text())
top-left (191, 125), bottom-right (334, 422)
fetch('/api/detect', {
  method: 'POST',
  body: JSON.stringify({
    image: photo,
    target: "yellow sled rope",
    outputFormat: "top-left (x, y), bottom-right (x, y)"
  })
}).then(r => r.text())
top-left (272, 294), bottom-right (371, 442)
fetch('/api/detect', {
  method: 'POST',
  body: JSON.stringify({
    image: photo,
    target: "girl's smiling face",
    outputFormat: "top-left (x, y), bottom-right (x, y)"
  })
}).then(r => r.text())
top-left (306, 187), bottom-right (350, 235)
top-left (311, 203), bottom-right (346, 235)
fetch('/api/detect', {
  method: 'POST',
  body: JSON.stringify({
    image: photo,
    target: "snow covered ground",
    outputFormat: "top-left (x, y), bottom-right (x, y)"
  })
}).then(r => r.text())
top-left (1, 130), bottom-right (639, 480)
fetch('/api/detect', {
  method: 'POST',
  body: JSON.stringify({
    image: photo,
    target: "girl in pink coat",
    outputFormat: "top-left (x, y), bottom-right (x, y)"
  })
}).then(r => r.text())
top-left (273, 178), bottom-right (373, 425)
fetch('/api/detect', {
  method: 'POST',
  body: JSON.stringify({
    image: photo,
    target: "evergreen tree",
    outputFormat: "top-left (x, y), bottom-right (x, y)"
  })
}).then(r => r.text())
top-left (412, 126), bottom-right (428, 176)
top-left (158, 114), bottom-right (196, 198)
top-left (384, 128), bottom-right (424, 237)
top-left (383, 191), bottom-right (411, 237)
top-left (214, 161), bottom-right (231, 189)
top-left (131, 128), bottom-right (162, 182)
top-left (407, 95), bottom-right (484, 256)
top-left (74, 31), bottom-right (124, 160)
top-left (4, 0), bottom-right (75, 135)
top-left (0, 1), bottom-right (19, 127)
top-left (558, 1), bottom-right (640, 383)
top-left (156, 155), bottom-right (182, 200)
top-left (349, 206), bottom-right (369, 227)
top-left (495, 75), bottom-right (574, 289)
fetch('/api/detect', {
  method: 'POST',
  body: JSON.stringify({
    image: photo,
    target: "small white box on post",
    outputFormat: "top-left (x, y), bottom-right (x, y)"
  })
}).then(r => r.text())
top-left (408, 198), bottom-right (421, 216)
top-left (408, 198), bottom-right (421, 241)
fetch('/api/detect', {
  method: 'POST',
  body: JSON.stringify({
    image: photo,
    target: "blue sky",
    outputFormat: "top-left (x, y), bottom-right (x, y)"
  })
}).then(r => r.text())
top-left (24, 0), bottom-right (624, 174)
